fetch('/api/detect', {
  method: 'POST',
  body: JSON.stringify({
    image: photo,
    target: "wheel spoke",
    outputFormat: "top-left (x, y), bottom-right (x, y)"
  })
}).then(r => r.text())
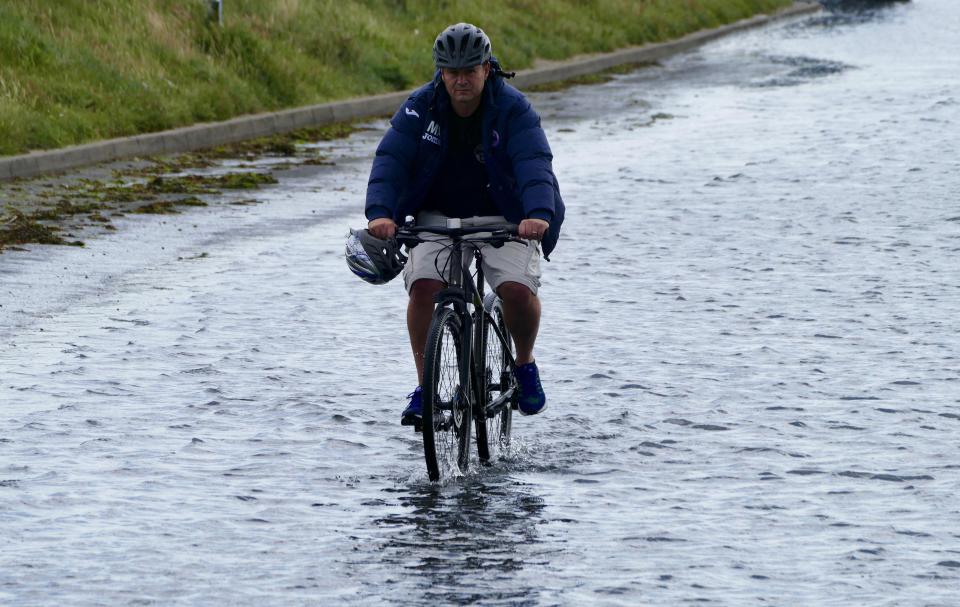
top-left (421, 308), bottom-right (471, 481)
top-left (476, 299), bottom-right (514, 462)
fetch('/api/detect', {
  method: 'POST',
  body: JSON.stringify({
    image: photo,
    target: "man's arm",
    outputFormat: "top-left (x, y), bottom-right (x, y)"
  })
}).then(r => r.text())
top-left (505, 97), bottom-right (560, 234)
top-left (365, 93), bottom-right (428, 232)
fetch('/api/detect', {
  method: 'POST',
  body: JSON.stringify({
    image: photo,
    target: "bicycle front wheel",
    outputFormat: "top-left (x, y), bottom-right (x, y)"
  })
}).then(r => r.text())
top-left (422, 307), bottom-right (471, 481)
top-left (475, 293), bottom-right (514, 462)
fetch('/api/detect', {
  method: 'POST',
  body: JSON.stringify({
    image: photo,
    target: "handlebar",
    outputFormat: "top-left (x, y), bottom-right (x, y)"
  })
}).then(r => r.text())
top-left (395, 223), bottom-right (523, 248)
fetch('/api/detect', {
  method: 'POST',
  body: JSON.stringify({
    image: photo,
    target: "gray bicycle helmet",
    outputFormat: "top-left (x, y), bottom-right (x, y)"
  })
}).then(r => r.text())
top-left (433, 23), bottom-right (492, 69)
top-left (345, 228), bottom-right (406, 285)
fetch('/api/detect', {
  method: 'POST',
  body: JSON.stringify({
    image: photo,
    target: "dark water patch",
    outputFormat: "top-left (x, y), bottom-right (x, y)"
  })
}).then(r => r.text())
top-left (744, 504), bottom-right (786, 510)
top-left (840, 396), bottom-right (880, 401)
top-left (692, 424), bottom-right (730, 431)
top-left (645, 389), bottom-right (686, 398)
top-left (0, 479), bottom-right (21, 488)
top-left (107, 317), bottom-right (150, 326)
top-left (594, 585), bottom-right (636, 596)
top-left (749, 55), bottom-right (855, 88)
top-left (324, 438), bottom-right (368, 449)
top-left (663, 418), bottom-right (693, 426)
top-left (891, 380), bottom-right (921, 385)
top-left (836, 471), bottom-right (933, 483)
top-left (802, 2), bottom-right (909, 29)
top-left (80, 438), bottom-right (111, 446)
top-left (639, 441), bottom-right (672, 449)
top-left (181, 366), bottom-right (221, 375)
top-left (84, 389), bottom-right (125, 396)
top-left (897, 530), bottom-right (933, 538)
top-left (589, 432), bottom-right (621, 440)
top-left (788, 469), bottom-right (827, 476)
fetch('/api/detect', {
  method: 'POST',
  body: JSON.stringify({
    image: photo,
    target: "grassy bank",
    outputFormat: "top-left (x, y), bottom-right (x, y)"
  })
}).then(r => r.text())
top-left (0, 0), bottom-right (791, 157)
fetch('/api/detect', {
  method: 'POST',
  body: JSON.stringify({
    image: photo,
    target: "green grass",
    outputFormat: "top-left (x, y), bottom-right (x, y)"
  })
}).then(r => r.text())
top-left (0, 0), bottom-right (792, 156)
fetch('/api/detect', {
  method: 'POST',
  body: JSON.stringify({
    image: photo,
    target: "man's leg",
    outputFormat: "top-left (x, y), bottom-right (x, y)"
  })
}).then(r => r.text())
top-left (408, 278), bottom-right (444, 384)
top-left (497, 280), bottom-right (547, 415)
top-left (497, 281), bottom-right (541, 365)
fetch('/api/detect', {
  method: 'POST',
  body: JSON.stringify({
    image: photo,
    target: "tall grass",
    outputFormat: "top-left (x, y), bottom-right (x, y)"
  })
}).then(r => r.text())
top-left (0, 0), bottom-right (792, 156)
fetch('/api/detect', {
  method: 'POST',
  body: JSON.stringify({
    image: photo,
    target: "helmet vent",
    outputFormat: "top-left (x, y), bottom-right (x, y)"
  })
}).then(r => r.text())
top-left (433, 23), bottom-right (492, 69)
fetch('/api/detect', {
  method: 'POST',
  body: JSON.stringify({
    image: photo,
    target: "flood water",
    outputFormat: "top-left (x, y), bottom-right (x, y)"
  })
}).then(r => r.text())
top-left (2, 2), bottom-right (959, 604)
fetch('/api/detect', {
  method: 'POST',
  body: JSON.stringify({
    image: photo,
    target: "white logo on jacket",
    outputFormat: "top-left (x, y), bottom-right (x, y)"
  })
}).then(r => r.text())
top-left (404, 107), bottom-right (419, 118)
top-left (422, 120), bottom-right (440, 145)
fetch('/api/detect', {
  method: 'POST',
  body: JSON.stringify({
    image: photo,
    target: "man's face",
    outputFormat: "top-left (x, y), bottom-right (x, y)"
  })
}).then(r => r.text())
top-left (441, 63), bottom-right (491, 109)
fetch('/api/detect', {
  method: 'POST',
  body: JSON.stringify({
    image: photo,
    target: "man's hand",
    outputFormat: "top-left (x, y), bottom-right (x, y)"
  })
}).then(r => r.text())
top-left (368, 217), bottom-right (397, 239)
top-left (518, 218), bottom-right (549, 241)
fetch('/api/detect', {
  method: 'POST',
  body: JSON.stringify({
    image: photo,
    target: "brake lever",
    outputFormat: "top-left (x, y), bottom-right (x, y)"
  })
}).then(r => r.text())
top-left (394, 234), bottom-right (422, 249)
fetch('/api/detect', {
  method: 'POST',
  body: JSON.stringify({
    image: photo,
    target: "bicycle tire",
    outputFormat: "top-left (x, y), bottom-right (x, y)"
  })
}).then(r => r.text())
top-left (421, 307), bottom-right (471, 481)
top-left (475, 293), bottom-right (514, 462)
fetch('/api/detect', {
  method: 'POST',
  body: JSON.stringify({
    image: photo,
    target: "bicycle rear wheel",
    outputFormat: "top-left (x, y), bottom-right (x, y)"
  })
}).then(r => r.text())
top-left (422, 307), bottom-right (471, 481)
top-left (475, 293), bottom-right (514, 462)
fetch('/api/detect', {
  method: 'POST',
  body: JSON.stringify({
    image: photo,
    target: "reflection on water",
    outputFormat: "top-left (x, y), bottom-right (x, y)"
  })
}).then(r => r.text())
top-left (362, 475), bottom-right (545, 604)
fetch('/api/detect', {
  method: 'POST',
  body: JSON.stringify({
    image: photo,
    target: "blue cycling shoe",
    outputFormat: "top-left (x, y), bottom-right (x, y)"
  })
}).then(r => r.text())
top-left (514, 361), bottom-right (547, 415)
top-left (401, 386), bottom-right (423, 426)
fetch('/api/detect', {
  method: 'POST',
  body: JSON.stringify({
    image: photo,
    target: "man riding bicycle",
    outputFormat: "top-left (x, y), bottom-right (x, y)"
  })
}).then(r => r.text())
top-left (360, 23), bottom-right (565, 425)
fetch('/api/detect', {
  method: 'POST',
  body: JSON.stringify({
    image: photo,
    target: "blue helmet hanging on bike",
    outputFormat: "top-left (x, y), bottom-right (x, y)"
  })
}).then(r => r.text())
top-left (345, 228), bottom-right (406, 285)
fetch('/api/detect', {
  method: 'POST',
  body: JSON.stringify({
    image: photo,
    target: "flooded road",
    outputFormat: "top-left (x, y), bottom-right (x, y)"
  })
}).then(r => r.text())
top-left (3, 1), bottom-right (959, 604)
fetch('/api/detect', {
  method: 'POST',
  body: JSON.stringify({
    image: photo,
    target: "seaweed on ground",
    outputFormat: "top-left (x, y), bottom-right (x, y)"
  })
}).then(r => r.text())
top-left (0, 211), bottom-right (83, 249)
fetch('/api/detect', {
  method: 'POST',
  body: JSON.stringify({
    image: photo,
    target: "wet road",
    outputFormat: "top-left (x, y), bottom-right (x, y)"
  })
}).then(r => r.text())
top-left (3, 2), bottom-right (959, 604)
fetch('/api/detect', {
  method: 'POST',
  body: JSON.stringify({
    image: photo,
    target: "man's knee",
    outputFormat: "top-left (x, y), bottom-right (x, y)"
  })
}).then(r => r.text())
top-left (409, 279), bottom-right (444, 306)
top-left (497, 281), bottom-right (536, 307)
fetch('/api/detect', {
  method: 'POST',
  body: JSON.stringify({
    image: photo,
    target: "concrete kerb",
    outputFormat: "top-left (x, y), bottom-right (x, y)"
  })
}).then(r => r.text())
top-left (0, 2), bottom-right (820, 182)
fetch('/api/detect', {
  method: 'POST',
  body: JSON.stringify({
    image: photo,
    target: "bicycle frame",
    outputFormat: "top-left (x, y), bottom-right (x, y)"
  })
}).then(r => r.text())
top-left (399, 222), bottom-right (519, 426)
top-left (432, 238), bottom-right (485, 428)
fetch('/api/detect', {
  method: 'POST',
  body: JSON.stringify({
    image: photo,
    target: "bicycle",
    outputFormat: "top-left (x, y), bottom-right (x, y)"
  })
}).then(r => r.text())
top-left (396, 219), bottom-right (522, 482)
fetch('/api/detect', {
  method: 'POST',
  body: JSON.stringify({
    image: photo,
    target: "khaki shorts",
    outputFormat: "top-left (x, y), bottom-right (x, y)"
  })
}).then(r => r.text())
top-left (403, 212), bottom-right (542, 295)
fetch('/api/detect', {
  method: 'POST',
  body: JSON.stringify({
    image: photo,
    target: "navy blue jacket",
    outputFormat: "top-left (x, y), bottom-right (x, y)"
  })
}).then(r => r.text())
top-left (365, 61), bottom-right (565, 256)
